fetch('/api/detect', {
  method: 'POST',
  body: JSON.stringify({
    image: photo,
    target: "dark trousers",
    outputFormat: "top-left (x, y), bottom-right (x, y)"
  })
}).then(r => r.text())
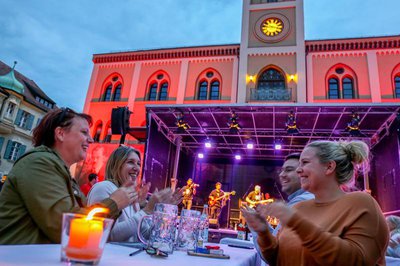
top-left (210, 205), bottom-right (221, 219)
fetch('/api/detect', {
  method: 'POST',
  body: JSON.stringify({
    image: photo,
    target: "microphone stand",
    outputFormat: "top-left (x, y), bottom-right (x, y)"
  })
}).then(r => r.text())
top-left (242, 183), bottom-right (253, 200)
top-left (274, 180), bottom-right (284, 200)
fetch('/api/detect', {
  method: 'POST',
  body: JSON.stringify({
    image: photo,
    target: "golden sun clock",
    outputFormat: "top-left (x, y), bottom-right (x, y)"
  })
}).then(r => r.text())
top-left (254, 13), bottom-right (291, 43)
top-left (262, 18), bottom-right (283, 37)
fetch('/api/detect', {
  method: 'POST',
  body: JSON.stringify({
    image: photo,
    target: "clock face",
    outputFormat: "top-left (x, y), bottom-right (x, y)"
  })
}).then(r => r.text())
top-left (253, 13), bottom-right (291, 43)
top-left (261, 18), bottom-right (283, 36)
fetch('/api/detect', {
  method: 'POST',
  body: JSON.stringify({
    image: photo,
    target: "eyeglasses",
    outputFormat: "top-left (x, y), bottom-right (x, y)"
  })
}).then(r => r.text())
top-left (146, 246), bottom-right (168, 257)
top-left (129, 246), bottom-right (168, 258)
top-left (56, 107), bottom-right (73, 126)
top-left (279, 167), bottom-right (297, 174)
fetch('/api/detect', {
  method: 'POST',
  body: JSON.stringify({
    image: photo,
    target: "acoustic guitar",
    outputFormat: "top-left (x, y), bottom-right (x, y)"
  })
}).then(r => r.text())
top-left (248, 198), bottom-right (274, 208)
top-left (208, 191), bottom-right (236, 207)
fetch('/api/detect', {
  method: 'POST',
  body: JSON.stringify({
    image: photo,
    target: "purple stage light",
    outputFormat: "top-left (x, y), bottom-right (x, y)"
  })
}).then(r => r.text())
top-left (246, 143), bottom-right (254, 149)
top-left (198, 153), bottom-right (204, 159)
top-left (235, 154), bottom-right (241, 160)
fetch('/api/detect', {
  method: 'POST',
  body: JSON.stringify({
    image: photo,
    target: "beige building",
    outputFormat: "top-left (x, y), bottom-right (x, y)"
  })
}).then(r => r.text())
top-left (0, 61), bottom-right (56, 176)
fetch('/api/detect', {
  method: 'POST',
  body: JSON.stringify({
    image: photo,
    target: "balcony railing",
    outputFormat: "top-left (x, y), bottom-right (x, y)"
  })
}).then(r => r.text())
top-left (250, 87), bottom-right (292, 101)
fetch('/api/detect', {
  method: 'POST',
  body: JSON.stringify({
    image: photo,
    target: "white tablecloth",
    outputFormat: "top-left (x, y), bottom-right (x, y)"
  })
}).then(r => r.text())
top-left (0, 243), bottom-right (259, 266)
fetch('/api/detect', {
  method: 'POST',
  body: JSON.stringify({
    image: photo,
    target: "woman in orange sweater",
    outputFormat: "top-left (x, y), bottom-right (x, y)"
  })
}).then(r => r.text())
top-left (242, 140), bottom-right (389, 265)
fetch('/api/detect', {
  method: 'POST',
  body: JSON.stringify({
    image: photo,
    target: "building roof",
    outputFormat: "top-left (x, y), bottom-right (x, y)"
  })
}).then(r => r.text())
top-left (0, 62), bottom-right (24, 94)
top-left (0, 61), bottom-right (56, 111)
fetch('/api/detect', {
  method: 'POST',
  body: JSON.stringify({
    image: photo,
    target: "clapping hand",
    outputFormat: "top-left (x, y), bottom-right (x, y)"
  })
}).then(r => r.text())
top-left (110, 180), bottom-right (138, 211)
top-left (240, 205), bottom-right (268, 233)
top-left (256, 201), bottom-right (294, 226)
top-left (137, 181), bottom-right (151, 207)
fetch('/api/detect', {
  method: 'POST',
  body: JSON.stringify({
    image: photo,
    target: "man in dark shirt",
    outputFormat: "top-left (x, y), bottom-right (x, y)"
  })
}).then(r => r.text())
top-left (209, 182), bottom-right (226, 220)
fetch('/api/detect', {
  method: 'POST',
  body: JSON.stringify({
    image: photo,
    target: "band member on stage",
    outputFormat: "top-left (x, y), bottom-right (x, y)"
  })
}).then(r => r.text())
top-left (208, 182), bottom-right (226, 220)
top-left (182, 178), bottom-right (198, 210)
top-left (245, 185), bottom-right (271, 208)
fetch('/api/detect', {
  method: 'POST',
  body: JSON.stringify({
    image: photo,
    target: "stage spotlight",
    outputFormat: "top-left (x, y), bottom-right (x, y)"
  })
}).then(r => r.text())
top-left (205, 139), bottom-right (212, 148)
top-left (228, 111), bottom-right (241, 134)
top-left (345, 110), bottom-right (361, 137)
top-left (235, 154), bottom-right (242, 160)
top-left (198, 153), bottom-right (204, 159)
top-left (246, 143), bottom-right (254, 149)
top-left (274, 140), bottom-right (282, 150)
top-left (285, 111), bottom-right (299, 135)
top-left (176, 112), bottom-right (190, 134)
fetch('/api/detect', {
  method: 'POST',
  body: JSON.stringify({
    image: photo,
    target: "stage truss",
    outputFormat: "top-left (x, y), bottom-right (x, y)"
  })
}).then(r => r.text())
top-left (146, 103), bottom-right (400, 160)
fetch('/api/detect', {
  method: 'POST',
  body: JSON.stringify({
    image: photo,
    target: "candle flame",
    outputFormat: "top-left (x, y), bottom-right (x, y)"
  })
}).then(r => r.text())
top-left (86, 207), bottom-right (109, 220)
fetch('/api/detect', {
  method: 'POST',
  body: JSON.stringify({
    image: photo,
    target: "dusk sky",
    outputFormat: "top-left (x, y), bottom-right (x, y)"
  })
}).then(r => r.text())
top-left (1, 0), bottom-right (399, 111)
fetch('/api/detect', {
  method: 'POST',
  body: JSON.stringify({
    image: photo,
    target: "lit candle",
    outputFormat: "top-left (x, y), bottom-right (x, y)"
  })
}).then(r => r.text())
top-left (66, 208), bottom-right (108, 261)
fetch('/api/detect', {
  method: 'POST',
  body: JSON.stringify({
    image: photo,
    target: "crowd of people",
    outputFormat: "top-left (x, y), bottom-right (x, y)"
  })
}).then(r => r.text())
top-left (0, 107), bottom-right (398, 266)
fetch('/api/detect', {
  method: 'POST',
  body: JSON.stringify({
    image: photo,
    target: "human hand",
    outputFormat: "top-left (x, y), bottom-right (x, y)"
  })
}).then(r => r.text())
top-left (137, 182), bottom-right (151, 206)
top-left (109, 180), bottom-right (138, 211)
top-left (170, 187), bottom-right (183, 205)
top-left (143, 188), bottom-right (175, 214)
top-left (256, 201), bottom-right (294, 226)
top-left (240, 205), bottom-right (268, 233)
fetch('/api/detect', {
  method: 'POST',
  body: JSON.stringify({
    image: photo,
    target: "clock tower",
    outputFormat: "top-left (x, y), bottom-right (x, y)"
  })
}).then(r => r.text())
top-left (237, 0), bottom-right (306, 103)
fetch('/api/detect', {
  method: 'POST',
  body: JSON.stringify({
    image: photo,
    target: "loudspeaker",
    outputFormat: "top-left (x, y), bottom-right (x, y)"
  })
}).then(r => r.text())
top-left (111, 107), bottom-right (130, 135)
top-left (209, 218), bottom-right (219, 229)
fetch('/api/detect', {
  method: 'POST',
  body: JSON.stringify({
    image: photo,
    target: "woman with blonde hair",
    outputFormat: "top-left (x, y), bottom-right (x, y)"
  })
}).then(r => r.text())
top-left (88, 145), bottom-right (181, 242)
top-left (242, 140), bottom-right (389, 265)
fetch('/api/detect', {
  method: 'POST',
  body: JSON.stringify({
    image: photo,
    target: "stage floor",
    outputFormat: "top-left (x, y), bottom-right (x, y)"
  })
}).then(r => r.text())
top-left (208, 228), bottom-right (238, 243)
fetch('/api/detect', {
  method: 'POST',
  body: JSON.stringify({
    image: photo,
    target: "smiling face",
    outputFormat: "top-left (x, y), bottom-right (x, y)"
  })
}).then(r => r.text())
top-left (297, 147), bottom-right (330, 194)
top-left (119, 151), bottom-right (141, 185)
top-left (56, 117), bottom-right (93, 167)
top-left (279, 158), bottom-right (301, 195)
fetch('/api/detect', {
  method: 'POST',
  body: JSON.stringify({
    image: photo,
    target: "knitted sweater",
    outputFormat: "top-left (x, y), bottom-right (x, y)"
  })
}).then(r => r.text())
top-left (258, 192), bottom-right (389, 266)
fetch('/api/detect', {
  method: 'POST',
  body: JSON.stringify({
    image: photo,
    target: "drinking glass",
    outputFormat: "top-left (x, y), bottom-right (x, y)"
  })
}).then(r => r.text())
top-left (175, 209), bottom-right (200, 251)
top-left (60, 213), bottom-right (114, 265)
top-left (138, 203), bottom-right (178, 254)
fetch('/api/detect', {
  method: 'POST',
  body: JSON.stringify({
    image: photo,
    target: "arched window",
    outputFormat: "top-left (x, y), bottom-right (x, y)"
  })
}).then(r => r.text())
top-left (325, 65), bottom-right (357, 99)
top-left (210, 81), bottom-right (220, 100)
top-left (103, 85), bottom-right (112, 101)
top-left (101, 74), bottom-right (124, 102)
top-left (112, 84), bottom-right (122, 101)
top-left (148, 83), bottom-right (158, 101)
top-left (198, 81), bottom-right (208, 100)
top-left (395, 76), bottom-right (400, 98)
top-left (195, 69), bottom-right (222, 100)
top-left (158, 82), bottom-right (168, 100)
top-left (342, 77), bottom-right (354, 99)
top-left (328, 78), bottom-right (339, 99)
top-left (93, 123), bottom-right (103, 142)
top-left (257, 68), bottom-right (285, 91)
top-left (146, 72), bottom-right (170, 101)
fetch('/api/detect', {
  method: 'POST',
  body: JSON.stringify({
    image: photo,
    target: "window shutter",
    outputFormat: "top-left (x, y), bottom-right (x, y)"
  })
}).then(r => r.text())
top-left (0, 137), bottom-right (4, 153)
top-left (14, 109), bottom-right (23, 125)
top-left (17, 145), bottom-right (26, 159)
top-left (4, 140), bottom-right (13, 159)
top-left (26, 114), bottom-right (35, 130)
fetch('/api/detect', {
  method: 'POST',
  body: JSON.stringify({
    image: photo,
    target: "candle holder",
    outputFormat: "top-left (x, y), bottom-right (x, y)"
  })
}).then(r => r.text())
top-left (60, 212), bottom-right (114, 265)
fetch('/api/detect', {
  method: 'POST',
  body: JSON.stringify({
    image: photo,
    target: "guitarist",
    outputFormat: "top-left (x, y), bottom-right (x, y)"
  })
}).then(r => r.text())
top-left (245, 185), bottom-right (270, 208)
top-left (208, 182), bottom-right (227, 220)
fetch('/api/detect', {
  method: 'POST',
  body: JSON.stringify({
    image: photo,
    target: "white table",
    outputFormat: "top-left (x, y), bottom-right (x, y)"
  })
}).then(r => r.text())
top-left (0, 243), bottom-right (259, 266)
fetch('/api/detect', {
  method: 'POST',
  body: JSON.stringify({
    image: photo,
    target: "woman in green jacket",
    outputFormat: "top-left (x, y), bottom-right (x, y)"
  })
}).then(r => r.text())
top-left (0, 108), bottom-right (136, 244)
